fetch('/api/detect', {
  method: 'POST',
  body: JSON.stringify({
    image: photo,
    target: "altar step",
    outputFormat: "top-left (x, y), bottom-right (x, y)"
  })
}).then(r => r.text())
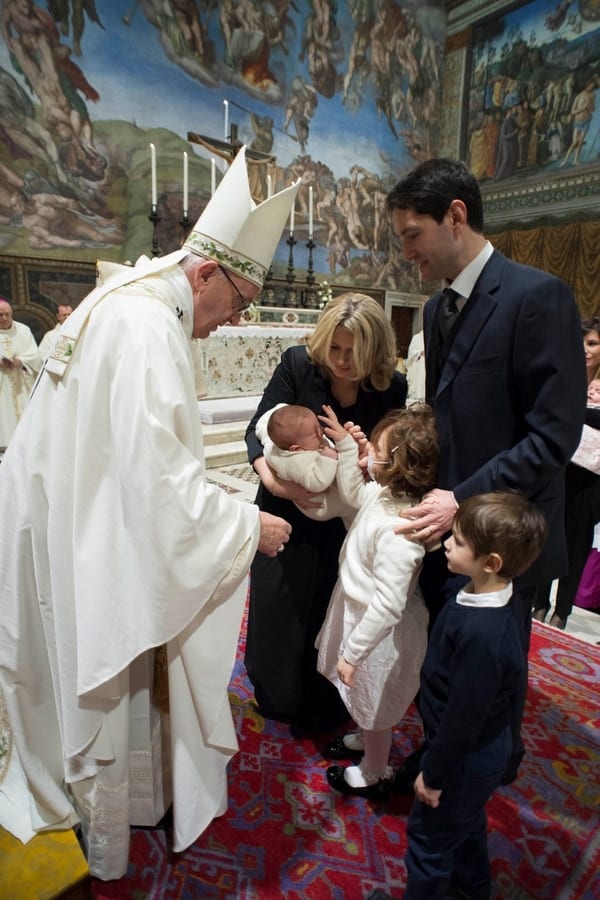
top-left (203, 420), bottom-right (250, 469)
top-left (199, 394), bottom-right (261, 469)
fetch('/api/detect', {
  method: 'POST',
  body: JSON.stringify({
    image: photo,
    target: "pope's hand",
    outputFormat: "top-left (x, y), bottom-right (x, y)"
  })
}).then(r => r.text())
top-left (257, 511), bottom-right (292, 557)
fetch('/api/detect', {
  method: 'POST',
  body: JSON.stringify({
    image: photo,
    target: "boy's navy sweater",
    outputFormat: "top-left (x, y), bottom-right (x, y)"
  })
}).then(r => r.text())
top-left (419, 594), bottom-right (526, 790)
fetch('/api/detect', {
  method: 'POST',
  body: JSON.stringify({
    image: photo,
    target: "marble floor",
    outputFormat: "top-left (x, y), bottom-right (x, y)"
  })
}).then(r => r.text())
top-left (208, 462), bottom-right (600, 648)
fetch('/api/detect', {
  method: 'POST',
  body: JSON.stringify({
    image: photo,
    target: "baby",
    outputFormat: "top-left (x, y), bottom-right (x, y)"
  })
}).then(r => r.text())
top-left (587, 379), bottom-right (600, 407)
top-left (256, 403), bottom-right (350, 522)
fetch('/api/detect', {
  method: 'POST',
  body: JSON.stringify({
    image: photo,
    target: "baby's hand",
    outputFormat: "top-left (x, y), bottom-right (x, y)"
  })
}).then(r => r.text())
top-left (319, 404), bottom-right (347, 444)
top-left (319, 444), bottom-right (339, 460)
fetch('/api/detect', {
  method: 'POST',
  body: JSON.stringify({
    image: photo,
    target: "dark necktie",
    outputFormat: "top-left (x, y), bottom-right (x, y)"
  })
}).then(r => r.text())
top-left (439, 287), bottom-right (460, 341)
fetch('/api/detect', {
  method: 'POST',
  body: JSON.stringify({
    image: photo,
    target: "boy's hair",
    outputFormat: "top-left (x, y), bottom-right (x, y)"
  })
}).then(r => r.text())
top-left (385, 157), bottom-right (485, 233)
top-left (306, 293), bottom-right (398, 391)
top-left (267, 404), bottom-right (315, 450)
top-left (454, 492), bottom-right (548, 578)
top-left (371, 403), bottom-right (439, 500)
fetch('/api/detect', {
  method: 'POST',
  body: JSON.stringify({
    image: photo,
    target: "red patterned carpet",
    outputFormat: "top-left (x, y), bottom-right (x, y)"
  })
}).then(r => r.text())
top-left (92, 621), bottom-right (600, 899)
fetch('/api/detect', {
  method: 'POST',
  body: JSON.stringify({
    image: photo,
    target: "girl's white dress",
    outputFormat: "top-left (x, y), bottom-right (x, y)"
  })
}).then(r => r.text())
top-left (316, 434), bottom-right (429, 731)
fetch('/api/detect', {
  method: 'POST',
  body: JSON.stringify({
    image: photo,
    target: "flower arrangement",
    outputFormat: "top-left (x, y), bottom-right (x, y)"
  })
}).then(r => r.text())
top-left (317, 280), bottom-right (333, 308)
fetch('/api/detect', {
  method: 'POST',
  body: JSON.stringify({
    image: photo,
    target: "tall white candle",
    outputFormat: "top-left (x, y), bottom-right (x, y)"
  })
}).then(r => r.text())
top-left (211, 157), bottom-right (216, 196)
top-left (223, 100), bottom-right (229, 140)
top-left (183, 151), bottom-right (189, 217)
top-left (150, 142), bottom-right (157, 211)
top-left (267, 173), bottom-right (272, 198)
top-left (308, 185), bottom-right (314, 237)
top-left (290, 192), bottom-right (295, 235)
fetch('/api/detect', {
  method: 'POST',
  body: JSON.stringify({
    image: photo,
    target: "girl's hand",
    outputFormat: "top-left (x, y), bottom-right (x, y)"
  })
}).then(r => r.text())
top-left (344, 422), bottom-right (368, 456)
top-left (336, 656), bottom-right (356, 686)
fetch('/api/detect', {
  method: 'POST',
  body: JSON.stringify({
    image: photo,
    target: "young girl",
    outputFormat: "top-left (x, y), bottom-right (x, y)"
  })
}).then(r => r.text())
top-left (316, 402), bottom-right (439, 798)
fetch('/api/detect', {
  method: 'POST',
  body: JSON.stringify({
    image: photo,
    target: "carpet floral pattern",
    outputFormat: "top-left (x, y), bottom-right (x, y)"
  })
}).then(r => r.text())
top-left (91, 622), bottom-right (600, 899)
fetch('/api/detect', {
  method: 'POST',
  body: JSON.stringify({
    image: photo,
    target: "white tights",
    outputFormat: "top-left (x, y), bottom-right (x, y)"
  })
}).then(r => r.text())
top-left (342, 727), bottom-right (393, 787)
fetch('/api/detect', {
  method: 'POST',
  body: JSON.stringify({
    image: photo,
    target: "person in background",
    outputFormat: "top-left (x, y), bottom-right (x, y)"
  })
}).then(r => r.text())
top-left (533, 317), bottom-right (600, 628)
top-left (404, 491), bottom-right (548, 900)
top-left (245, 293), bottom-right (407, 734)
top-left (385, 157), bottom-right (585, 790)
top-left (38, 302), bottom-right (74, 359)
top-left (0, 297), bottom-right (41, 449)
top-left (0, 148), bottom-right (297, 881)
top-left (582, 315), bottom-right (600, 386)
top-left (404, 329), bottom-right (426, 405)
top-left (317, 404), bottom-right (438, 800)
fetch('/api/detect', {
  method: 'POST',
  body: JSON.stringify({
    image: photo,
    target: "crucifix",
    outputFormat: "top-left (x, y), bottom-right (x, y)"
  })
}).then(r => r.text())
top-left (187, 125), bottom-right (276, 167)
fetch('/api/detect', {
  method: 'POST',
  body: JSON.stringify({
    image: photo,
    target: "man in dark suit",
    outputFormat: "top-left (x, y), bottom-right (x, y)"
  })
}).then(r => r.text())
top-left (385, 157), bottom-right (586, 787)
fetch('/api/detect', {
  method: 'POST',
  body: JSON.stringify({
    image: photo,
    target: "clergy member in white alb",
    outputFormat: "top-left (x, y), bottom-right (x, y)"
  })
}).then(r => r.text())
top-left (0, 298), bottom-right (41, 448)
top-left (0, 148), bottom-right (299, 880)
top-left (37, 302), bottom-right (74, 360)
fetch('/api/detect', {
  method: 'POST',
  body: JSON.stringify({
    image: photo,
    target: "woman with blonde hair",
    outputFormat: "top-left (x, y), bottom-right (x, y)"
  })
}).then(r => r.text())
top-left (245, 293), bottom-right (407, 732)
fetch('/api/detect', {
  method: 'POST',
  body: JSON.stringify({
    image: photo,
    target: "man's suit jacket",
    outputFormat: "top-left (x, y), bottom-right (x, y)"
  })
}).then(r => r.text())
top-left (424, 249), bottom-right (586, 588)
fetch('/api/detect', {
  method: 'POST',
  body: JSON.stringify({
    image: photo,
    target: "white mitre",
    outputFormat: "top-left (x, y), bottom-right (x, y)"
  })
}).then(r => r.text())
top-left (183, 146), bottom-right (300, 287)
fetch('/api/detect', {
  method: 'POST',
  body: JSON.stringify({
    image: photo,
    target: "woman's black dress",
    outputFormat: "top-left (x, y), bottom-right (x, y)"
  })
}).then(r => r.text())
top-left (244, 346), bottom-right (407, 731)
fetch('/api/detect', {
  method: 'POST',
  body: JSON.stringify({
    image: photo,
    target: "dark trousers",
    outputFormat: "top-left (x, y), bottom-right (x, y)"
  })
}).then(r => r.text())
top-left (404, 727), bottom-right (512, 899)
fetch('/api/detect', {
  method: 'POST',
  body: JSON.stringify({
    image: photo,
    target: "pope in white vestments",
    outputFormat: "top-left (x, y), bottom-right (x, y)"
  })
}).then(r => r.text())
top-left (0, 299), bottom-right (41, 448)
top-left (0, 149), bottom-right (299, 880)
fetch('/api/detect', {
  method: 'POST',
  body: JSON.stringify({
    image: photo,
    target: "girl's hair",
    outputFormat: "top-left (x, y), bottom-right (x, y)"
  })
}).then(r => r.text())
top-left (370, 403), bottom-right (439, 500)
top-left (306, 293), bottom-right (398, 391)
top-left (581, 317), bottom-right (600, 381)
top-left (581, 316), bottom-right (600, 336)
top-left (454, 492), bottom-right (548, 579)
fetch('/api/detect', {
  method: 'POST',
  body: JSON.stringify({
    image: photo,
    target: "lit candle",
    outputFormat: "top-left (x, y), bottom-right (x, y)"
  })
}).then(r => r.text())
top-left (267, 173), bottom-right (272, 198)
top-left (308, 185), bottom-right (314, 237)
top-left (223, 100), bottom-right (229, 141)
top-left (211, 157), bottom-right (216, 196)
top-left (150, 142), bottom-right (157, 211)
top-left (183, 151), bottom-right (189, 217)
top-left (290, 191), bottom-right (295, 235)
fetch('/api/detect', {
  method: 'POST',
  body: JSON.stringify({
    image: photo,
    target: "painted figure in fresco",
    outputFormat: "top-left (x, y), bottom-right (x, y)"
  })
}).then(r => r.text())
top-left (0, 67), bottom-right (67, 183)
top-left (493, 105), bottom-right (520, 181)
top-left (300, 0), bottom-right (342, 98)
top-left (342, 0), bottom-right (375, 107)
top-left (14, 188), bottom-right (124, 249)
top-left (47, 0), bottom-right (104, 57)
top-left (284, 75), bottom-right (318, 152)
top-left (1, 0), bottom-right (105, 180)
top-left (561, 76), bottom-right (599, 167)
top-left (220, 0), bottom-right (277, 91)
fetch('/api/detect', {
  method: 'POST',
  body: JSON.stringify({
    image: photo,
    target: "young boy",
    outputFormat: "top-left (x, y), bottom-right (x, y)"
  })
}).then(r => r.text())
top-left (404, 491), bottom-right (548, 900)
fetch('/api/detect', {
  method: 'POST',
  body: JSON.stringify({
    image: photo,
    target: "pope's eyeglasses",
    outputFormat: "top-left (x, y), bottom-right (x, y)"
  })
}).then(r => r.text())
top-left (219, 266), bottom-right (253, 313)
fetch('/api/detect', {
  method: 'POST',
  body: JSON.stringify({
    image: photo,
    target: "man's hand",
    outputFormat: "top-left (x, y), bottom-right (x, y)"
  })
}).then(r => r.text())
top-left (395, 488), bottom-right (457, 544)
top-left (414, 772), bottom-right (442, 807)
top-left (257, 512), bottom-right (291, 557)
top-left (336, 656), bottom-right (356, 686)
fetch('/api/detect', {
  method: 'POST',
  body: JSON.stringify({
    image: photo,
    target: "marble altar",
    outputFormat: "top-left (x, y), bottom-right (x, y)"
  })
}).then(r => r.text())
top-left (196, 323), bottom-right (314, 398)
